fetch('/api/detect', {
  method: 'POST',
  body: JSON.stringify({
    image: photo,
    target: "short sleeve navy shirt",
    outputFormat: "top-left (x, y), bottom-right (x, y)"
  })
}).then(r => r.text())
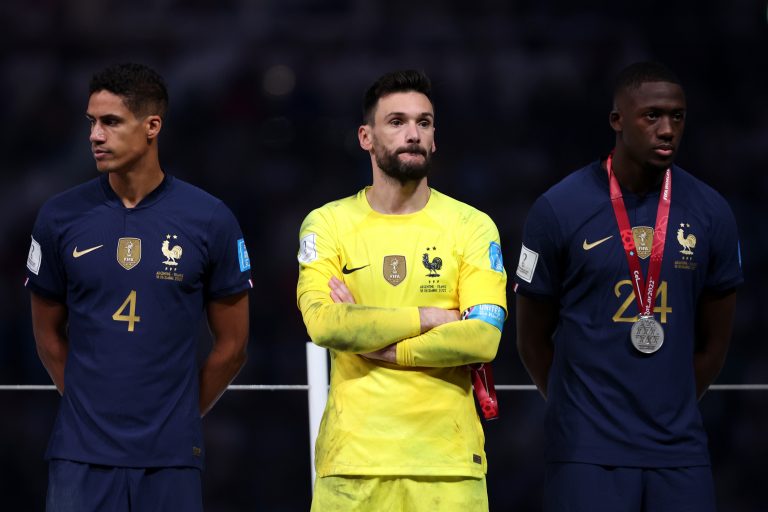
top-left (514, 160), bottom-right (743, 467)
top-left (26, 174), bottom-right (252, 468)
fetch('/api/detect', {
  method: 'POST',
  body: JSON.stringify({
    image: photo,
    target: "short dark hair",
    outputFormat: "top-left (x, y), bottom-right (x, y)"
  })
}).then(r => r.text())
top-left (362, 70), bottom-right (432, 124)
top-left (90, 63), bottom-right (169, 118)
top-left (613, 61), bottom-right (682, 102)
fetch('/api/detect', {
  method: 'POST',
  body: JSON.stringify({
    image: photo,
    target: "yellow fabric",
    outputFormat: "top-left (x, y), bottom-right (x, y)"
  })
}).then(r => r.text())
top-left (297, 187), bottom-right (507, 478)
top-left (396, 318), bottom-right (501, 367)
top-left (311, 475), bottom-right (489, 512)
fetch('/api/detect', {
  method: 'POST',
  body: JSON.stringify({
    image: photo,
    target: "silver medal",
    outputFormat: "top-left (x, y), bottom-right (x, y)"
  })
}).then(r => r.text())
top-left (630, 315), bottom-right (664, 354)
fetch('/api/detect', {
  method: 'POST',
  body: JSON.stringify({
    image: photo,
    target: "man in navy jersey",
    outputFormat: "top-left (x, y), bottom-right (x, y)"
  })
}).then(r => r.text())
top-left (26, 63), bottom-right (252, 511)
top-left (515, 62), bottom-right (742, 512)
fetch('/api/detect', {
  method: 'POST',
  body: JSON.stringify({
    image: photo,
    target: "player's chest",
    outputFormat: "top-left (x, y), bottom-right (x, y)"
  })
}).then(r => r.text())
top-left (61, 211), bottom-right (206, 289)
top-left (570, 201), bottom-right (709, 285)
top-left (338, 227), bottom-right (459, 299)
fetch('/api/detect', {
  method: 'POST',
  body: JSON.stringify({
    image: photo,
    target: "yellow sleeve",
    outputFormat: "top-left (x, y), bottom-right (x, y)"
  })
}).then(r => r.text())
top-left (457, 210), bottom-right (508, 312)
top-left (396, 209), bottom-right (507, 367)
top-left (297, 206), bottom-right (421, 352)
top-left (396, 319), bottom-right (501, 367)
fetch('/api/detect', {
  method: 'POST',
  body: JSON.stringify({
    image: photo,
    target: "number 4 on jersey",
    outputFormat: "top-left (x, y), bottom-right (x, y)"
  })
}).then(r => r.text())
top-left (113, 290), bottom-right (141, 332)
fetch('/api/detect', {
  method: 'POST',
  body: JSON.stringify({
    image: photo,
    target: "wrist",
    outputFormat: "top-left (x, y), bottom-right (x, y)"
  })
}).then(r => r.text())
top-left (418, 307), bottom-right (431, 332)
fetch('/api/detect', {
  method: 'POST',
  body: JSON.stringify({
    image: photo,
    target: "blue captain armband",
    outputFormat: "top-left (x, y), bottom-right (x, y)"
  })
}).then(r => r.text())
top-left (461, 304), bottom-right (505, 332)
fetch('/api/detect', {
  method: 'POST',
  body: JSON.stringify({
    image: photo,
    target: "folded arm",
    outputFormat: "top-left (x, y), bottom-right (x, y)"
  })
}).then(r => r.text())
top-left (300, 291), bottom-right (420, 353)
top-left (394, 318), bottom-right (501, 367)
top-left (327, 276), bottom-right (498, 367)
top-left (300, 281), bottom-right (459, 354)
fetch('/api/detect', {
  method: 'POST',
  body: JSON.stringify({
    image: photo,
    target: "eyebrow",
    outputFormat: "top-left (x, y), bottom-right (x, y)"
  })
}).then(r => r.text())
top-left (384, 111), bottom-right (434, 119)
top-left (641, 106), bottom-right (687, 113)
top-left (85, 113), bottom-right (124, 121)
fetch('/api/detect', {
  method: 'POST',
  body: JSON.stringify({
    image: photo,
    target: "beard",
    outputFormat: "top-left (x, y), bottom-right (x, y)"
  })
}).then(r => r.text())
top-left (373, 141), bottom-right (432, 185)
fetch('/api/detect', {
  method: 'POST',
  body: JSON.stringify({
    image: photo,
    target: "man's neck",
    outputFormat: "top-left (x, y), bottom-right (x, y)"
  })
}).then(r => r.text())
top-left (609, 150), bottom-right (666, 196)
top-left (108, 161), bottom-right (164, 208)
top-left (366, 169), bottom-right (430, 214)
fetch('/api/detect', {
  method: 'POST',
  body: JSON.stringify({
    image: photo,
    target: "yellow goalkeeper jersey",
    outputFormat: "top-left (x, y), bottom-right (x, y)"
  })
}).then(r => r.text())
top-left (297, 187), bottom-right (507, 478)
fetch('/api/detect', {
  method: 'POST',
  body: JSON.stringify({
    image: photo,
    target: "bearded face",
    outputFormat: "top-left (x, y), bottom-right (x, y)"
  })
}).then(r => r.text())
top-left (360, 91), bottom-right (436, 185)
top-left (373, 140), bottom-right (432, 185)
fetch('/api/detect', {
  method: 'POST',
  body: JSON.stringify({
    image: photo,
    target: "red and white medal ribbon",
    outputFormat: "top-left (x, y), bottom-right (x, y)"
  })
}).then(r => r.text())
top-left (606, 152), bottom-right (671, 320)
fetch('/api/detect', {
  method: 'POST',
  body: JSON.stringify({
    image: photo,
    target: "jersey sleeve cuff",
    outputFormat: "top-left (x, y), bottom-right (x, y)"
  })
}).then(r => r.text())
top-left (396, 340), bottom-right (415, 367)
top-left (206, 280), bottom-right (252, 301)
top-left (25, 280), bottom-right (65, 303)
top-left (513, 283), bottom-right (557, 302)
top-left (704, 275), bottom-right (744, 294)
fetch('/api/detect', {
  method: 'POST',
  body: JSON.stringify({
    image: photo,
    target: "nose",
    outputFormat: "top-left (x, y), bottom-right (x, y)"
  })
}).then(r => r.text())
top-left (405, 121), bottom-right (420, 143)
top-left (90, 123), bottom-right (105, 144)
top-left (657, 116), bottom-right (674, 140)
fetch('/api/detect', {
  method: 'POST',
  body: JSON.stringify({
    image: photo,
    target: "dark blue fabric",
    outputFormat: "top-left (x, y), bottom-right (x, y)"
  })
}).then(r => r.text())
top-left (544, 462), bottom-right (715, 512)
top-left (46, 459), bottom-right (203, 512)
top-left (515, 160), bottom-right (743, 467)
top-left (27, 174), bottom-right (251, 468)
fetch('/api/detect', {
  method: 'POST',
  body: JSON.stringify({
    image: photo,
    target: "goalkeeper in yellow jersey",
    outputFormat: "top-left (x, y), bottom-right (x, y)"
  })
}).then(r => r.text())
top-left (296, 69), bottom-right (507, 511)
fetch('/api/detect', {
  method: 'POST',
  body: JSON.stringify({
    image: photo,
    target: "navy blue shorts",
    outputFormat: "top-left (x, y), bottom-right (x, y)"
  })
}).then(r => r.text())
top-left (544, 462), bottom-right (716, 512)
top-left (46, 459), bottom-right (202, 512)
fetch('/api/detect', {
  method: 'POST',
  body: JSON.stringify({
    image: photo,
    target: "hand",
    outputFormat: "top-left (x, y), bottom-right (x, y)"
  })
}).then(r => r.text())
top-left (329, 276), bottom-right (356, 304)
top-left (418, 307), bottom-right (460, 333)
top-left (361, 344), bottom-right (397, 363)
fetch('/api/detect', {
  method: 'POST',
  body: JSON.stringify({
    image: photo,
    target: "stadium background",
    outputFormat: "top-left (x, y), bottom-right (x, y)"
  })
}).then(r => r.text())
top-left (1, 1), bottom-right (766, 510)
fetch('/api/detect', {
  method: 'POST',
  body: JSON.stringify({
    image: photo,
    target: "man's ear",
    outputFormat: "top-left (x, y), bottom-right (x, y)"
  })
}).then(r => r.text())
top-left (609, 109), bottom-right (622, 133)
top-left (146, 115), bottom-right (163, 140)
top-left (358, 124), bottom-right (373, 151)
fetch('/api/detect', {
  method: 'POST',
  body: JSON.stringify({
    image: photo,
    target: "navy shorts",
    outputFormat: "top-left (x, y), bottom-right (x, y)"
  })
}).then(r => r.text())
top-left (46, 459), bottom-right (202, 512)
top-left (544, 462), bottom-right (716, 512)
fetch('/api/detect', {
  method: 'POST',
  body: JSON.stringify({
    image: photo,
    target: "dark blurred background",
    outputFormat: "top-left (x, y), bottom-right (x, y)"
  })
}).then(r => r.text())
top-left (2, 1), bottom-right (766, 510)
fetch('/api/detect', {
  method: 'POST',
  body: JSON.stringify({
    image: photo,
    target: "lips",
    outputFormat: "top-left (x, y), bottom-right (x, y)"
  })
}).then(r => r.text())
top-left (93, 149), bottom-right (110, 160)
top-left (653, 144), bottom-right (674, 158)
top-left (396, 145), bottom-right (426, 157)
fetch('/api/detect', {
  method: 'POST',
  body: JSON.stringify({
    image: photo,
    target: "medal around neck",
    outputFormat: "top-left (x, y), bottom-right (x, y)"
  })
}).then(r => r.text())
top-left (630, 315), bottom-right (664, 354)
top-left (605, 153), bottom-right (671, 356)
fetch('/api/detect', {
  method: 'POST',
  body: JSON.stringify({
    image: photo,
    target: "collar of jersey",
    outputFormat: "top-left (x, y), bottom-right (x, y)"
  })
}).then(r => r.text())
top-left (100, 173), bottom-right (173, 210)
top-left (358, 185), bottom-right (436, 217)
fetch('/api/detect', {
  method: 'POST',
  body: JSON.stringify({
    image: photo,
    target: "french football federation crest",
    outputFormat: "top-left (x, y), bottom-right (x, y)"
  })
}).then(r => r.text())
top-left (161, 234), bottom-right (183, 266)
top-left (383, 255), bottom-right (406, 286)
top-left (677, 223), bottom-right (697, 255)
top-left (422, 247), bottom-right (443, 277)
top-left (117, 238), bottom-right (141, 270)
top-left (631, 226), bottom-right (654, 260)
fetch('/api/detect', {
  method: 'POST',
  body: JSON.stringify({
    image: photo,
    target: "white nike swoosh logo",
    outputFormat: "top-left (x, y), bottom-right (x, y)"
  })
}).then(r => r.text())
top-left (582, 236), bottom-right (613, 251)
top-left (72, 245), bottom-right (104, 258)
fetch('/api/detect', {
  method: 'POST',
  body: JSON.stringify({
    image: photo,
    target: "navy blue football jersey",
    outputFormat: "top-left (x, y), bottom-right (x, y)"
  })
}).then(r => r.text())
top-left (25, 174), bottom-right (252, 468)
top-left (515, 160), bottom-right (743, 467)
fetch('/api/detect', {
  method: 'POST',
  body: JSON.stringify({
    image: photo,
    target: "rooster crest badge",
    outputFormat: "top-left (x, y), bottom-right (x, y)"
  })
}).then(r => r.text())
top-left (162, 234), bottom-right (183, 266)
top-left (677, 223), bottom-right (696, 255)
top-left (422, 247), bottom-right (442, 277)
